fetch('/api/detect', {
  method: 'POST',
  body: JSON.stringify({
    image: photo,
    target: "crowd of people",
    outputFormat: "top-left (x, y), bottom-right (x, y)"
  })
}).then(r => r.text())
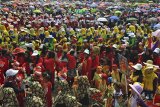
top-left (0, 0), bottom-right (160, 107)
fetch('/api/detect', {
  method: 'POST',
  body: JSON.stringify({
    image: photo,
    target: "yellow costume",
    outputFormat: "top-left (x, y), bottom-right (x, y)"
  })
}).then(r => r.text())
top-left (143, 66), bottom-right (157, 91)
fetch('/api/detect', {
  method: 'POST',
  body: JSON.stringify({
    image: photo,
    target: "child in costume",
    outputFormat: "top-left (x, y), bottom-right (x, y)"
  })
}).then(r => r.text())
top-left (143, 65), bottom-right (158, 100)
top-left (93, 66), bottom-right (107, 93)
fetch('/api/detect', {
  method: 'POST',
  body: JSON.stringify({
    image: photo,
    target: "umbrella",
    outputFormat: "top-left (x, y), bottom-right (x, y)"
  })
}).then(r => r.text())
top-left (115, 11), bottom-right (122, 14)
top-left (152, 29), bottom-right (160, 37)
top-left (75, 1), bottom-right (82, 5)
top-left (12, 48), bottom-right (26, 54)
top-left (127, 17), bottom-right (138, 21)
top-left (90, 3), bottom-right (98, 8)
top-left (97, 17), bottom-right (108, 22)
top-left (153, 24), bottom-right (160, 30)
top-left (147, 17), bottom-right (157, 22)
top-left (2, 8), bottom-right (9, 12)
top-left (110, 16), bottom-right (119, 20)
top-left (33, 9), bottom-right (42, 13)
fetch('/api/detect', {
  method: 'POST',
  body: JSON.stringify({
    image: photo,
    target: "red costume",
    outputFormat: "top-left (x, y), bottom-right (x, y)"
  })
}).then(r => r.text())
top-left (44, 58), bottom-right (55, 85)
top-left (42, 81), bottom-right (52, 107)
top-left (81, 56), bottom-right (92, 81)
top-left (154, 56), bottom-right (160, 67)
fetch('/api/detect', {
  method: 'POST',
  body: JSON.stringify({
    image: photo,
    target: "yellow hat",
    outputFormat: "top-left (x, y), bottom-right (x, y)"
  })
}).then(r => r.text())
top-left (30, 28), bottom-right (36, 36)
top-left (3, 30), bottom-right (9, 36)
top-left (52, 27), bottom-right (57, 32)
top-left (48, 26), bottom-right (52, 32)
top-left (70, 29), bottom-right (75, 35)
top-left (113, 26), bottom-right (119, 33)
top-left (39, 27), bottom-right (44, 34)
top-left (129, 25), bottom-right (135, 33)
top-left (44, 31), bottom-right (50, 37)
top-left (90, 27), bottom-right (95, 33)
top-left (63, 37), bottom-right (67, 42)
top-left (81, 28), bottom-right (86, 35)
top-left (6, 37), bottom-right (10, 42)
top-left (53, 38), bottom-right (57, 43)
top-left (0, 25), bottom-right (6, 31)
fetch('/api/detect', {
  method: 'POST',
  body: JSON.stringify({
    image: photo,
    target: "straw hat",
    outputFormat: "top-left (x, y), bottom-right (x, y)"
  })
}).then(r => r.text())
top-left (143, 60), bottom-right (159, 69)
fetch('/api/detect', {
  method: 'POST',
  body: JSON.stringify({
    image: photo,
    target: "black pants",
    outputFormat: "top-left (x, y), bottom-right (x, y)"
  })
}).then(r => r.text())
top-left (79, 94), bottom-right (89, 106)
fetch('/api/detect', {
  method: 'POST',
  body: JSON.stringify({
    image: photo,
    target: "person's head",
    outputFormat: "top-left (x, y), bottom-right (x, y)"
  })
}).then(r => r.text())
top-left (6, 69), bottom-right (19, 80)
top-left (70, 50), bottom-right (75, 56)
top-left (96, 66), bottom-right (102, 72)
top-left (144, 65), bottom-right (154, 75)
top-left (113, 82), bottom-right (121, 91)
top-left (11, 60), bottom-right (20, 69)
top-left (103, 65), bottom-right (110, 72)
top-left (84, 49), bottom-right (90, 58)
top-left (47, 51), bottom-right (55, 59)
top-left (132, 63), bottom-right (142, 72)
top-left (42, 72), bottom-right (51, 81)
top-left (112, 64), bottom-right (118, 71)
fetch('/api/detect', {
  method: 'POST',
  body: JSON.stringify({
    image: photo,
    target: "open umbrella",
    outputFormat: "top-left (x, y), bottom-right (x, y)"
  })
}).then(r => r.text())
top-left (127, 17), bottom-right (138, 21)
top-left (2, 8), bottom-right (9, 12)
top-left (12, 48), bottom-right (26, 55)
top-left (115, 11), bottom-right (122, 14)
top-left (90, 3), bottom-right (98, 8)
top-left (115, 10), bottom-right (122, 15)
top-left (110, 16), bottom-right (119, 21)
top-left (33, 9), bottom-right (42, 13)
top-left (75, 1), bottom-right (82, 5)
top-left (97, 17), bottom-right (108, 22)
top-left (147, 17), bottom-right (157, 22)
top-left (152, 29), bottom-right (160, 37)
top-left (153, 24), bottom-right (160, 30)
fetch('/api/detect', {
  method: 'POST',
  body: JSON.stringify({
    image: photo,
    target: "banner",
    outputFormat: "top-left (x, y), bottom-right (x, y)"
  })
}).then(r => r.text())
top-left (118, 53), bottom-right (128, 75)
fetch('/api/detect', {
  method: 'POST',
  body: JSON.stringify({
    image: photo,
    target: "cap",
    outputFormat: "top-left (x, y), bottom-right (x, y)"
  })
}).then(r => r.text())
top-left (32, 50), bottom-right (39, 56)
top-left (84, 49), bottom-right (90, 54)
top-left (6, 69), bottom-right (19, 77)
